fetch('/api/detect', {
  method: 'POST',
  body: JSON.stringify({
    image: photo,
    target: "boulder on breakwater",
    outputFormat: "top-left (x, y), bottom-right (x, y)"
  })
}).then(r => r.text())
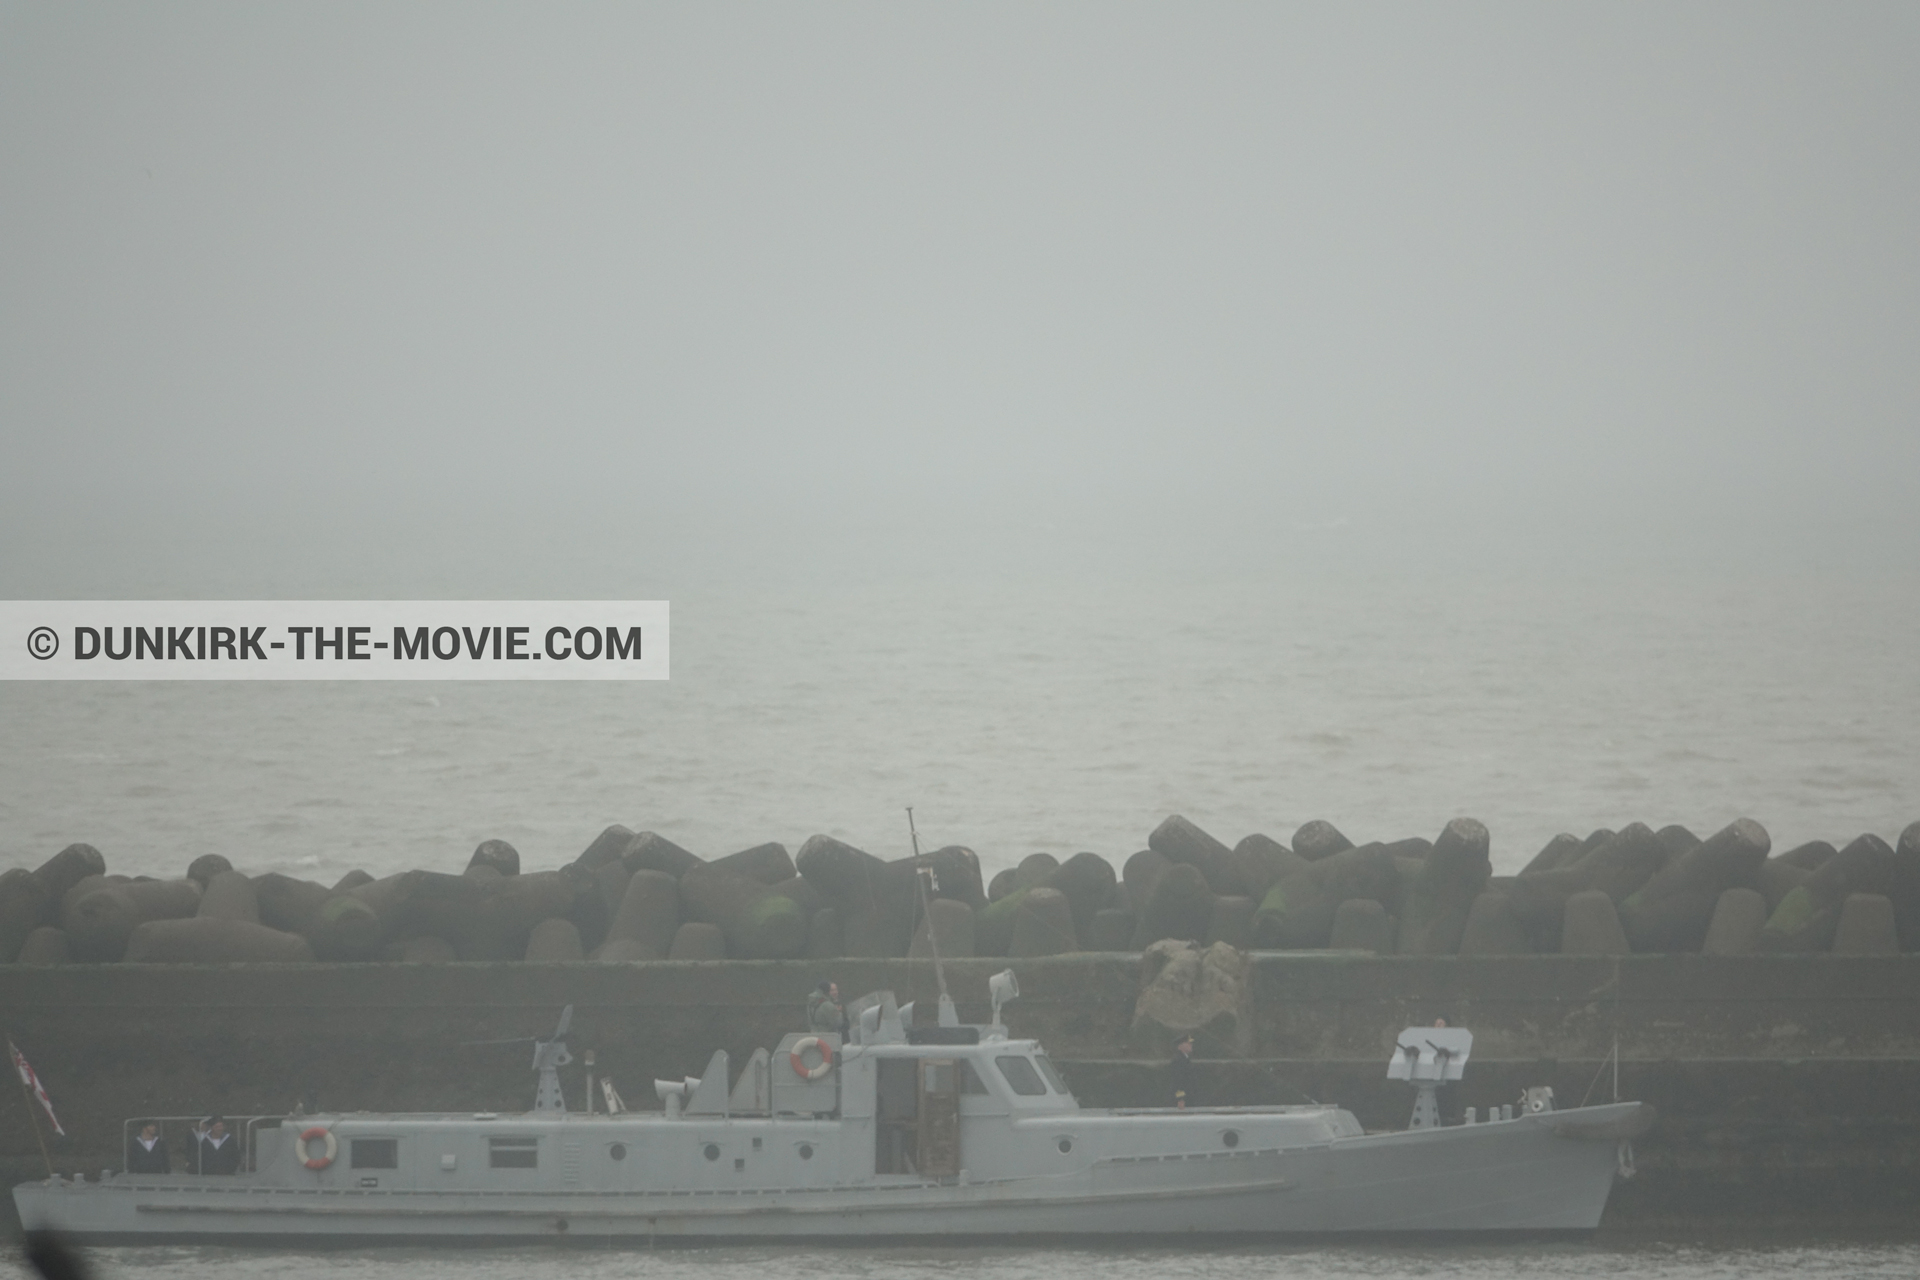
top-left (1396, 819), bottom-right (1493, 955)
top-left (123, 916), bottom-right (315, 963)
top-left (1701, 887), bottom-right (1769, 955)
top-left (1620, 818), bottom-right (1771, 953)
top-left (1253, 843), bottom-right (1400, 949)
top-left (598, 870), bottom-right (680, 961)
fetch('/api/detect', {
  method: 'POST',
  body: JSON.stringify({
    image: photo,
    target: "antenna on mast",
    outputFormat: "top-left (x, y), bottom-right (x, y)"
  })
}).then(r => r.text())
top-left (532, 1005), bottom-right (574, 1112)
top-left (908, 807), bottom-right (958, 1028)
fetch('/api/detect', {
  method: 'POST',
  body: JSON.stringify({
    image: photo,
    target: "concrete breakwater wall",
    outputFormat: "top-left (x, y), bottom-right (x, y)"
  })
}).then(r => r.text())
top-left (3, 954), bottom-right (1918, 1230)
top-left (5, 813), bottom-right (1919, 968)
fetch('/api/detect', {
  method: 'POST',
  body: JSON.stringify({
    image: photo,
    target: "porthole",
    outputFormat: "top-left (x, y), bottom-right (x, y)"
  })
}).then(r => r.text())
top-left (1057, 1137), bottom-right (1073, 1154)
top-left (1221, 1130), bottom-right (1240, 1149)
top-left (703, 1144), bottom-right (720, 1162)
top-left (609, 1143), bottom-right (626, 1161)
top-left (798, 1144), bottom-right (814, 1160)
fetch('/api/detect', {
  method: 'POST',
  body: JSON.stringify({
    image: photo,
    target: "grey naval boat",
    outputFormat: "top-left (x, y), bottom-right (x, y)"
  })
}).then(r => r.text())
top-left (13, 971), bottom-right (1652, 1244)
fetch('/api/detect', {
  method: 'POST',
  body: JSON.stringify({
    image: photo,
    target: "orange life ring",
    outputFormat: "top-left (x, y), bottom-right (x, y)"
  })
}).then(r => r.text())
top-left (790, 1036), bottom-right (833, 1081)
top-left (296, 1126), bottom-right (337, 1170)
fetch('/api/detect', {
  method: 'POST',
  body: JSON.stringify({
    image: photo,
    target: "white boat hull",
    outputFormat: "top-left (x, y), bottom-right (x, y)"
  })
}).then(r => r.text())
top-left (14, 1103), bottom-right (1645, 1244)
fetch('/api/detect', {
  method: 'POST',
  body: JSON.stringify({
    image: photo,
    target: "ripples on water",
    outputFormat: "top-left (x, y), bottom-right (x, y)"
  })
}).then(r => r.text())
top-left (2, 567), bottom-right (1916, 884)
top-left (8, 1241), bottom-right (1920, 1280)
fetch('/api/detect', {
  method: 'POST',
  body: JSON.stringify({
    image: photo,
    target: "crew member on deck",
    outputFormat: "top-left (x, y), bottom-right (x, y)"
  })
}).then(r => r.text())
top-left (195, 1116), bottom-right (241, 1175)
top-left (127, 1121), bottom-right (170, 1174)
top-left (1170, 1033), bottom-right (1197, 1109)
top-left (808, 981), bottom-right (847, 1035)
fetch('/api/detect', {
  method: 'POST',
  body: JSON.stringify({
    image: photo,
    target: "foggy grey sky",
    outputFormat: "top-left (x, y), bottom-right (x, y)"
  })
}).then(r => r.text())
top-left (3, 3), bottom-right (1918, 594)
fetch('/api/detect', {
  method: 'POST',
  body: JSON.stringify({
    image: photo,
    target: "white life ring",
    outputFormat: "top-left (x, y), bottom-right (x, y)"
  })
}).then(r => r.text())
top-left (790, 1037), bottom-right (834, 1081)
top-left (296, 1126), bottom-right (337, 1170)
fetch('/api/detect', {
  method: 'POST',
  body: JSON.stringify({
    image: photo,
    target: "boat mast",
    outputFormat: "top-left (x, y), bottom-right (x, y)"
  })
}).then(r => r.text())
top-left (907, 807), bottom-right (958, 1027)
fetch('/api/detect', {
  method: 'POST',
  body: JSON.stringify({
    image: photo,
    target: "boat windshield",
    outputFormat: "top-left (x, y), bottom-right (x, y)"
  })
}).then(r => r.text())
top-left (995, 1055), bottom-right (1048, 1096)
top-left (1034, 1054), bottom-right (1069, 1095)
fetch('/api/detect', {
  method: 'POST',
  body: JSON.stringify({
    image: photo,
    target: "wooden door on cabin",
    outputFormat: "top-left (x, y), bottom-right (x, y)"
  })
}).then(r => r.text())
top-left (916, 1058), bottom-right (960, 1177)
top-left (875, 1058), bottom-right (919, 1175)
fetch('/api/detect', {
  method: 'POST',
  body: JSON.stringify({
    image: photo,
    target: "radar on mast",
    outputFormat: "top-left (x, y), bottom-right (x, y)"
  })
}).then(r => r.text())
top-left (988, 969), bottom-right (1019, 1035)
top-left (531, 1005), bottom-right (574, 1112)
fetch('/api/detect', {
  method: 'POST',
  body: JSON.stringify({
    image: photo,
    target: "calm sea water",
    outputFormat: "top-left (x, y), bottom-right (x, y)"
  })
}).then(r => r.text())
top-left (2, 562), bottom-right (1916, 886)
top-left (6, 1239), bottom-right (1920, 1280)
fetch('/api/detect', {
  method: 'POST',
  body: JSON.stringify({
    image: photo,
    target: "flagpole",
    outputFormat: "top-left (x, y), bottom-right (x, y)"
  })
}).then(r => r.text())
top-left (9, 1039), bottom-right (55, 1179)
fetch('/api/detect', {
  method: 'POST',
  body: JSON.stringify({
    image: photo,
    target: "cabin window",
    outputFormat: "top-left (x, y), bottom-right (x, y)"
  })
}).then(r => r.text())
top-left (957, 1061), bottom-right (989, 1095)
top-left (489, 1137), bottom-right (539, 1169)
top-left (1035, 1054), bottom-right (1068, 1094)
top-left (995, 1055), bottom-right (1048, 1097)
top-left (350, 1139), bottom-right (398, 1170)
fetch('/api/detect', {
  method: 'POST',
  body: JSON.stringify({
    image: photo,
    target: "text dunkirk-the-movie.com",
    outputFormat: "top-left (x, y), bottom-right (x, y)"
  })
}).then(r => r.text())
top-left (0, 602), bottom-right (668, 681)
